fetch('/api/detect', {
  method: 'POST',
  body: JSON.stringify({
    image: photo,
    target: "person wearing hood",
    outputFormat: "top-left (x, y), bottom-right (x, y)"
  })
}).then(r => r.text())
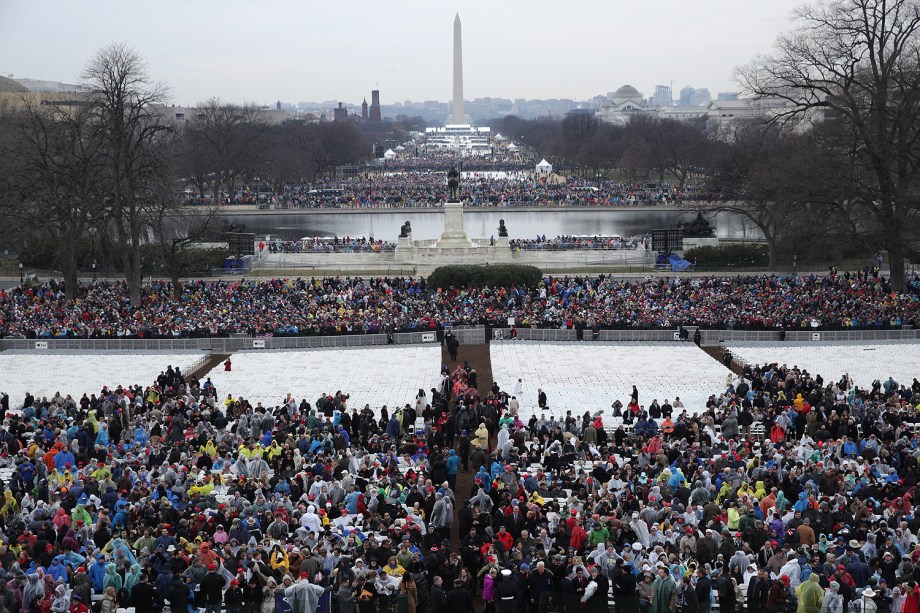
top-left (474, 423), bottom-right (489, 450)
top-left (796, 574), bottom-right (823, 613)
top-left (50, 584), bottom-right (69, 613)
top-left (102, 564), bottom-right (122, 593)
top-left (154, 566), bottom-right (173, 599)
top-left (23, 573), bottom-right (45, 612)
top-left (124, 564), bottom-right (142, 594)
top-left (474, 466), bottom-right (492, 492)
top-left (821, 582), bottom-right (842, 613)
top-left (45, 558), bottom-right (67, 584)
top-left (445, 449), bottom-right (459, 491)
top-left (285, 572), bottom-right (331, 613)
top-left (88, 556), bottom-right (107, 594)
top-left (70, 567), bottom-right (92, 605)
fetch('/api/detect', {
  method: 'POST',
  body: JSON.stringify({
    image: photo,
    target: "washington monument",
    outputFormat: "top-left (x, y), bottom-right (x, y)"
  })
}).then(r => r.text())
top-left (451, 13), bottom-right (465, 125)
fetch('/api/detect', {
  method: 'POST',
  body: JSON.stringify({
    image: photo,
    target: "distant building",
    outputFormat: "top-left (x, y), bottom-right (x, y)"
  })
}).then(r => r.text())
top-left (333, 102), bottom-right (348, 122)
top-left (659, 106), bottom-right (709, 121)
top-left (0, 75), bottom-right (92, 110)
top-left (706, 97), bottom-right (791, 131)
top-left (690, 88), bottom-right (711, 106)
top-left (424, 124), bottom-right (491, 156)
top-left (679, 86), bottom-right (711, 107)
top-left (13, 78), bottom-right (90, 95)
top-left (369, 90), bottom-right (381, 122)
top-left (595, 85), bottom-right (651, 124)
top-left (717, 92), bottom-right (740, 101)
top-left (361, 98), bottom-right (368, 119)
top-left (649, 85), bottom-right (673, 108)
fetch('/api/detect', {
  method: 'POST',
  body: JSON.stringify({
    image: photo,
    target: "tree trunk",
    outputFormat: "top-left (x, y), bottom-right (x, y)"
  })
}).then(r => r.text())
top-left (767, 239), bottom-right (778, 270)
top-left (61, 239), bottom-right (80, 300)
top-left (124, 240), bottom-right (142, 306)
top-left (888, 248), bottom-right (906, 292)
top-left (172, 269), bottom-right (182, 300)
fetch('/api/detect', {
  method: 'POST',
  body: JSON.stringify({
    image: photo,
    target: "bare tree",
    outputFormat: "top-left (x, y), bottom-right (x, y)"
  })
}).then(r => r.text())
top-left (710, 122), bottom-right (854, 267)
top-left (736, 0), bottom-right (920, 289)
top-left (148, 189), bottom-right (222, 299)
top-left (184, 99), bottom-right (267, 202)
top-left (83, 43), bottom-right (173, 305)
top-left (2, 101), bottom-right (104, 297)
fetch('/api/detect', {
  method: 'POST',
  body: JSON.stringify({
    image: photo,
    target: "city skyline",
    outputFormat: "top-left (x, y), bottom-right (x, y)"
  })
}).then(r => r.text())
top-left (1, 0), bottom-right (802, 108)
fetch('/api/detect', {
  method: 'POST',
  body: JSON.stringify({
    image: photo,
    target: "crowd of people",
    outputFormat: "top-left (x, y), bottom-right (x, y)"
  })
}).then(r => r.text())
top-left (262, 238), bottom-right (396, 255)
top-left (1, 271), bottom-right (918, 339)
top-left (215, 173), bottom-right (719, 210)
top-left (508, 236), bottom-right (648, 252)
top-left (1, 346), bottom-right (920, 613)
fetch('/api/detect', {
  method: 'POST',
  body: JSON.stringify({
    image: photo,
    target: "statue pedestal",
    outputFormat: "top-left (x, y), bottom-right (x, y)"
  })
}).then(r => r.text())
top-left (394, 235), bottom-right (414, 261)
top-left (493, 236), bottom-right (513, 262)
top-left (437, 200), bottom-right (470, 248)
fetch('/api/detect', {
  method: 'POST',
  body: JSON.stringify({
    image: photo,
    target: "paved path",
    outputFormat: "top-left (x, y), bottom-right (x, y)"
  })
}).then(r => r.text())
top-left (443, 343), bottom-right (495, 548)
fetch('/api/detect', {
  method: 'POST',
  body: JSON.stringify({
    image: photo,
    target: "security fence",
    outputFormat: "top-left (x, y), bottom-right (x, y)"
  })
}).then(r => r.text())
top-left (1, 325), bottom-right (914, 352)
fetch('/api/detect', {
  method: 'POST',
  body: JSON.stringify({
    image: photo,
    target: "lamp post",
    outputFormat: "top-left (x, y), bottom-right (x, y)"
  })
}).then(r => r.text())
top-left (18, 262), bottom-right (23, 285)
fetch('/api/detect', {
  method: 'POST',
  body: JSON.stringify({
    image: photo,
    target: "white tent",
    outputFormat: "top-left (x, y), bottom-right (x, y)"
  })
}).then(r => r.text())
top-left (507, 143), bottom-right (518, 152)
top-left (494, 133), bottom-right (506, 141)
top-left (535, 159), bottom-right (553, 174)
top-left (383, 149), bottom-right (397, 160)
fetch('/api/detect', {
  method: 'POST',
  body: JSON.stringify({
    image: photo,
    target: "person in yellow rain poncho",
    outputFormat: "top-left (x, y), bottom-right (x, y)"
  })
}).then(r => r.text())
top-left (1, 491), bottom-right (18, 517)
top-left (717, 481), bottom-right (734, 504)
top-left (529, 489), bottom-right (545, 507)
top-left (270, 545), bottom-right (290, 575)
top-left (796, 573), bottom-right (824, 613)
top-left (266, 440), bottom-right (283, 463)
top-left (199, 440), bottom-right (217, 458)
top-left (188, 476), bottom-right (214, 498)
top-left (473, 423), bottom-right (489, 449)
top-left (92, 461), bottom-right (112, 482)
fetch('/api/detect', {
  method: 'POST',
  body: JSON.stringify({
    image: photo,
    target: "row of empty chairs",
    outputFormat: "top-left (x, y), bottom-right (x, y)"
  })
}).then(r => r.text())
top-left (726, 341), bottom-right (920, 390)
top-left (205, 346), bottom-right (443, 412)
top-left (490, 341), bottom-right (732, 419)
top-left (0, 351), bottom-right (206, 409)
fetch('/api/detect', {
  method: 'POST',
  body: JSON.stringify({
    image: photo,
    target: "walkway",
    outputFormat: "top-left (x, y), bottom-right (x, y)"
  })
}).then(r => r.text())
top-left (444, 342), bottom-right (495, 547)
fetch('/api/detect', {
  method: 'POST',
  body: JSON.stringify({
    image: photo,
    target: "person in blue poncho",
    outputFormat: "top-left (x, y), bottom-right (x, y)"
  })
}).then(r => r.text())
top-left (474, 466), bottom-right (492, 492)
top-left (46, 557), bottom-right (68, 583)
top-left (88, 555), bottom-right (107, 593)
top-left (446, 449), bottom-right (459, 490)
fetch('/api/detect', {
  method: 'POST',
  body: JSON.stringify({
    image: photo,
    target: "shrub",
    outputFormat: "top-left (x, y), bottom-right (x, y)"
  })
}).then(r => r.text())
top-left (428, 264), bottom-right (543, 289)
top-left (682, 244), bottom-right (769, 268)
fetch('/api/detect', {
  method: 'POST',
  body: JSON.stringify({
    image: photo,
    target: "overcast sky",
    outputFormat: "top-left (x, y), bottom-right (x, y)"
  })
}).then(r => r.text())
top-left (1, 0), bottom-right (804, 107)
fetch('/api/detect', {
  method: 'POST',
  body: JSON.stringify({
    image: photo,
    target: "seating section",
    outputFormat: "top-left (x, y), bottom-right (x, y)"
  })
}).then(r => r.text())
top-left (204, 346), bottom-right (442, 413)
top-left (727, 341), bottom-right (920, 388)
top-left (0, 351), bottom-right (206, 409)
top-left (490, 341), bottom-right (732, 419)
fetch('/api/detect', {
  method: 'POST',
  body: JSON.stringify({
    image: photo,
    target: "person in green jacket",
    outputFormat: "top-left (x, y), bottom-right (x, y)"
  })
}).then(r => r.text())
top-left (588, 523), bottom-right (610, 548)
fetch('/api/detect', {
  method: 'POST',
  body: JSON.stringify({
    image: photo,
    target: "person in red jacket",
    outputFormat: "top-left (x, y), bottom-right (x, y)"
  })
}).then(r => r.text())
top-left (495, 525), bottom-right (513, 553)
top-left (570, 518), bottom-right (589, 552)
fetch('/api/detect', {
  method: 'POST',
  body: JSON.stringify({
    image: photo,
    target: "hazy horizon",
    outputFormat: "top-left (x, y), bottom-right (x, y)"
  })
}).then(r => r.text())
top-left (1, 0), bottom-right (803, 108)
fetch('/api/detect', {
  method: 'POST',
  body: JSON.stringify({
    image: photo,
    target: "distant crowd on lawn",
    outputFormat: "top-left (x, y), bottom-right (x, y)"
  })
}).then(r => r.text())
top-left (216, 173), bottom-right (721, 209)
top-left (1, 270), bottom-right (918, 339)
